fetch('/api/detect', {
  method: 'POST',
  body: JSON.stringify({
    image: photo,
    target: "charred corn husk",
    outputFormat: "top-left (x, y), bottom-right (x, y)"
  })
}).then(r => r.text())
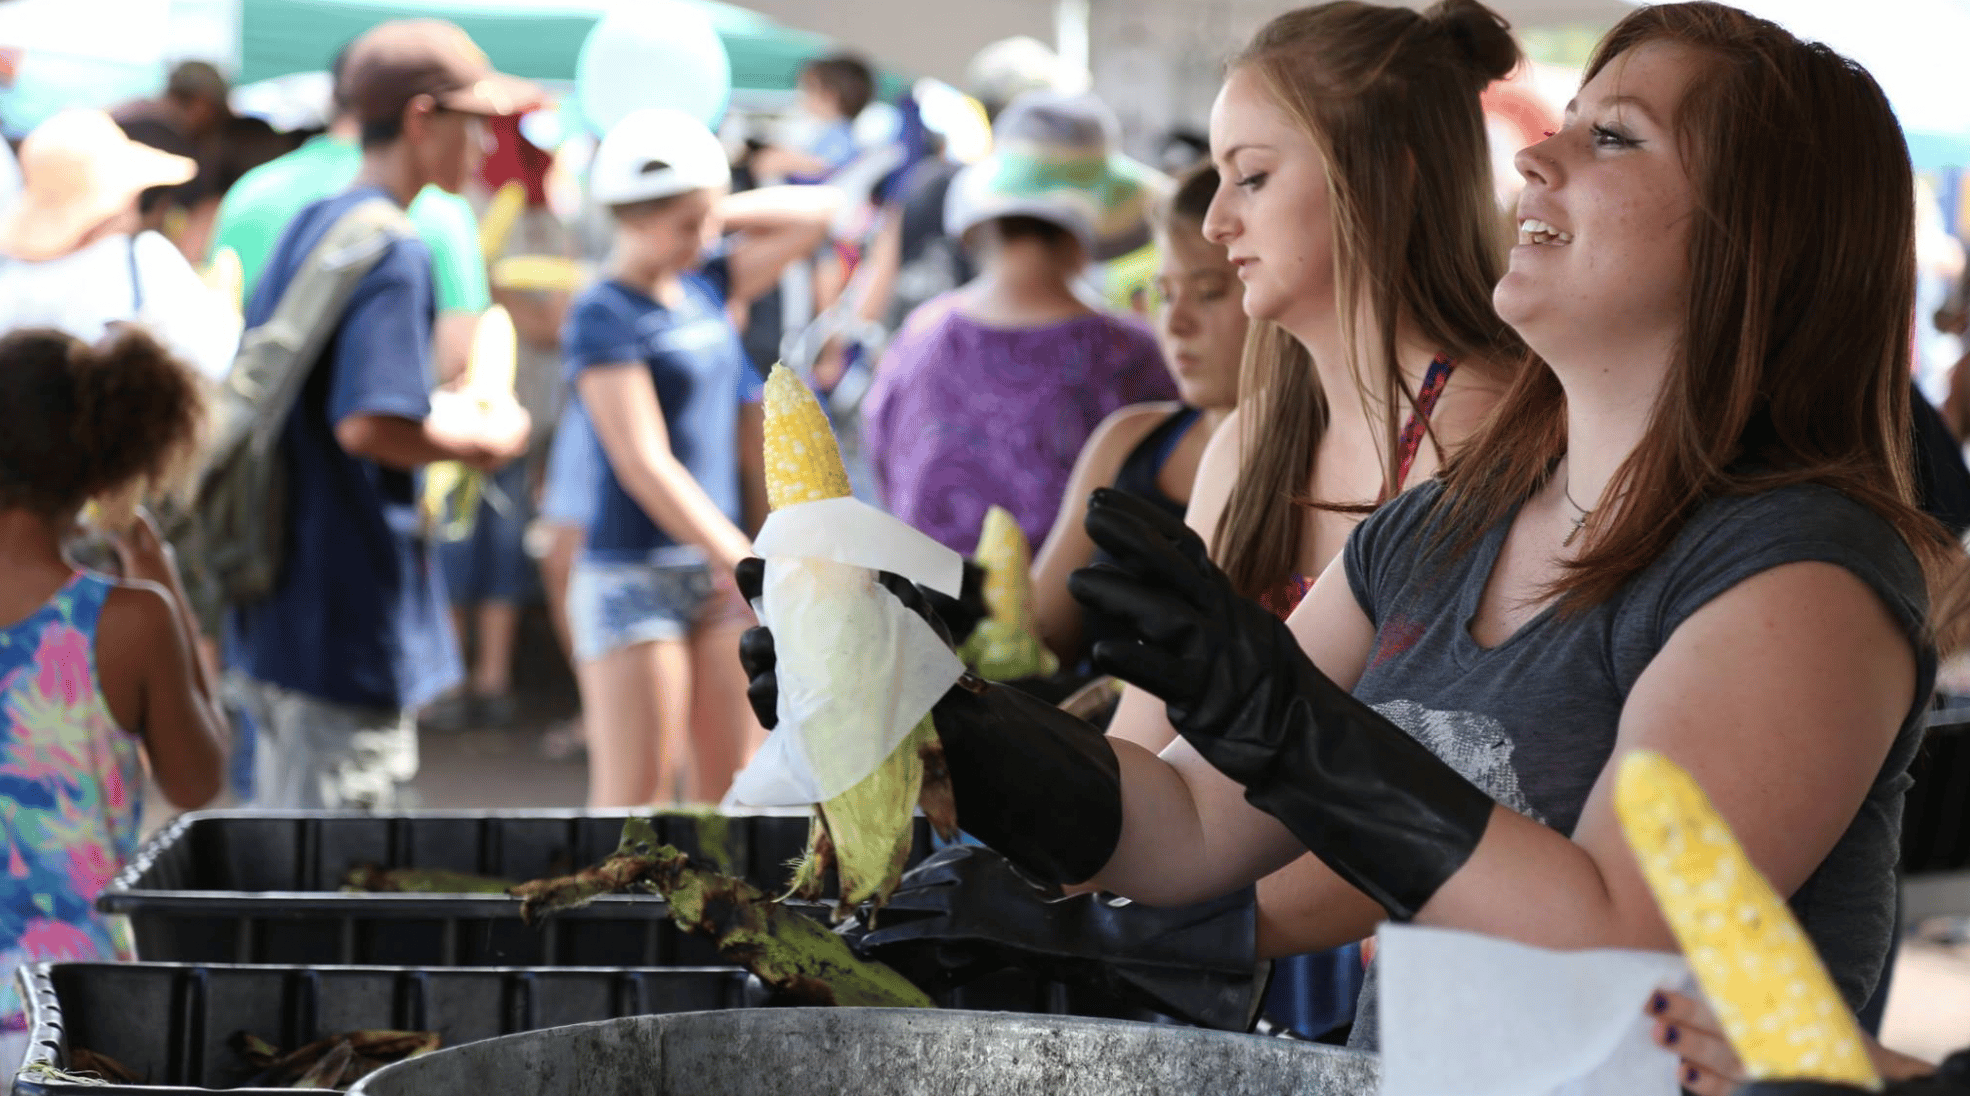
top-left (761, 364), bottom-right (934, 915)
top-left (513, 818), bottom-right (933, 1009)
top-left (1615, 751), bottom-right (1880, 1089)
top-left (957, 504), bottom-right (1058, 681)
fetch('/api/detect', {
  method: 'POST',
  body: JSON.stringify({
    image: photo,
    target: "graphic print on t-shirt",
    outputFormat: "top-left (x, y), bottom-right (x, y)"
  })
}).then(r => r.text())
top-left (1370, 698), bottom-right (1548, 826)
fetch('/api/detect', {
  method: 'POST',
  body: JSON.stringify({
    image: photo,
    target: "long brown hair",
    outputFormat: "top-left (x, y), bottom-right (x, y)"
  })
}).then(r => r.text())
top-left (1211, 0), bottom-right (1526, 599)
top-left (1435, 2), bottom-right (1953, 609)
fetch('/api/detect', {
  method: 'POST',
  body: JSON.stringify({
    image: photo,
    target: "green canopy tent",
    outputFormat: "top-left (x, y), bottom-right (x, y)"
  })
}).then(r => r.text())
top-left (237, 0), bottom-right (890, 97)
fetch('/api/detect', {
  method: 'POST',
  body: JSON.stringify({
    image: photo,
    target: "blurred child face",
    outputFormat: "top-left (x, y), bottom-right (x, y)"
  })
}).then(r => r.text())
top-left (1204, 65), bottom-right (1337, 337)
top-left (620, 187), bottom-right (726, 276)
top-left (797, 73), bottom-right (844, 122)
top-left (1154, 219), bottom-right (1246, 410)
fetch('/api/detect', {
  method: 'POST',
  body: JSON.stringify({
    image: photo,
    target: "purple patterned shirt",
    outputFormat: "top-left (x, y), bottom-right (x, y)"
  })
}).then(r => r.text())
top-left (864, 297), bottom-right (1176, 555)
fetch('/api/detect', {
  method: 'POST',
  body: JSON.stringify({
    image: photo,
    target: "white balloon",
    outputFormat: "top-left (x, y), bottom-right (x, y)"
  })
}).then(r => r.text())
top-left (575, 1), bottom-right (732, 136)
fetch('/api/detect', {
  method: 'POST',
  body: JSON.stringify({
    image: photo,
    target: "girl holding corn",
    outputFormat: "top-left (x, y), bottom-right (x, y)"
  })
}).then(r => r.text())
top-left (744, 0), bottom-right (1953, 1064)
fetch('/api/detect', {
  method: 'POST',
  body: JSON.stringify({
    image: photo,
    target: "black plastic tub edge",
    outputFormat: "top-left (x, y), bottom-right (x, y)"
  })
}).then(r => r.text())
top-left (12, 961), bottom-right (766, 1096)
top-left (97, 810), bottom-right (932, 967)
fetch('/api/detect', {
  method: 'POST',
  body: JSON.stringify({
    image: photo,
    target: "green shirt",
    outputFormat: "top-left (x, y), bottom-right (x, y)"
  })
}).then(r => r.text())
top-left (213, 134), bottom-right (490, 314)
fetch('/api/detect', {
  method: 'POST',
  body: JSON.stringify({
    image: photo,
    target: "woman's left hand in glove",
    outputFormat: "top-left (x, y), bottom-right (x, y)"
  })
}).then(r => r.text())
top-left (1066, 487), bottom-right (1497, 921)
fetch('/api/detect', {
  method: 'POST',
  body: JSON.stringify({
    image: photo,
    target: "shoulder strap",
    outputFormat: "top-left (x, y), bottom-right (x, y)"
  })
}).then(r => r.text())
top-left (1388, 353), bottom-right (1459, 497)
top-left (225, 197), bottom-right (412, 438)
top-left (127, 234), bottom-right (142, 313)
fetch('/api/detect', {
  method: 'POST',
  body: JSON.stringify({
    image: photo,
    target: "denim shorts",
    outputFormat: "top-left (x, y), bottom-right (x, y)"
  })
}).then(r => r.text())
top-left (566, 551), bottom-right (751, 662)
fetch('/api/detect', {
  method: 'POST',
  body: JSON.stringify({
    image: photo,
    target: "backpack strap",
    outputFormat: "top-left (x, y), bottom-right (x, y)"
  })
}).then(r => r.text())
top-left (224, 196), bottom-right (414, 445)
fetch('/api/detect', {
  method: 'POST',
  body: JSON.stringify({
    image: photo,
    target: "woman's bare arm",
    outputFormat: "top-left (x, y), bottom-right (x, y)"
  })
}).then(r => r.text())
top-left (1031, 403), bottom-right (1175, 665)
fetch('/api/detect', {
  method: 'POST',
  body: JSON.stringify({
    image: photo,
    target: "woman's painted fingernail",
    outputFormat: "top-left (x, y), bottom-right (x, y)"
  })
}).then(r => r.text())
top-left (1686, 1065), bottom-right (1701, 1085)
top-left (1664, 1025), bottom-right (1680, 1045)
top-left (1649, 992), bottom-right (1669, 1014)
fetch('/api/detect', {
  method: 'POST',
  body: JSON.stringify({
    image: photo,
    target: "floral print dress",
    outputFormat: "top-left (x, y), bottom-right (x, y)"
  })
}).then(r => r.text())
top-left (0, 573), bottom-right (141, 1032)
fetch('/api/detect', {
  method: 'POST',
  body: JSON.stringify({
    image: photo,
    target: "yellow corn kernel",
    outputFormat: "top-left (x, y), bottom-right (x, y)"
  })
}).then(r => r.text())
top-left (1615, 751), bottom-right (1880, 1089)
top-left (763, 364), bottom-right (851, 510)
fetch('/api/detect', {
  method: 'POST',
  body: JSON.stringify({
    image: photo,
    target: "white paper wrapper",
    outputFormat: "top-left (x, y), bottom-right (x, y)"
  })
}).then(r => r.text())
top-left (752, 496), bottom-right (965, 597)
top-left (726, 499), bottom-right (966, 808)
top-left (1378, 924), bottom-right (1690, 1096)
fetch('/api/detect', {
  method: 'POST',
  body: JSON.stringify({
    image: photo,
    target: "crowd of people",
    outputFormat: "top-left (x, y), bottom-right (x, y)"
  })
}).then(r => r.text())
top-left (3, 0), bottom-right (1970, 1088)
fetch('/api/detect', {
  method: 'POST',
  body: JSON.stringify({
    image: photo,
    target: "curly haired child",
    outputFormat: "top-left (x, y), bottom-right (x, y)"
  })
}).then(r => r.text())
top-left (0, 326), bottom-right (227, 1065)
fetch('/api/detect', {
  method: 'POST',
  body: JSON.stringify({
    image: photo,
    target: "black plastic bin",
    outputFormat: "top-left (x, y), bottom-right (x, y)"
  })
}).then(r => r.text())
top-left (12, 961), bottom-right (765, 1096)
top-left (97, 810), bottom-right (932, 967)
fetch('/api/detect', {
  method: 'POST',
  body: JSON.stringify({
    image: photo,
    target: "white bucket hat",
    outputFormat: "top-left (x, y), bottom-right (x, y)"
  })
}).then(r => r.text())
top-left (590, 106), bottom-right (731, 206)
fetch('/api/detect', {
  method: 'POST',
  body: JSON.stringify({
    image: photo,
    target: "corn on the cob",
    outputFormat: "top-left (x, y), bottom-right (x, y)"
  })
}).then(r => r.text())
top-left (479, 180), bottom-right (527, 264)
top-left (763, 364), bottom-right (852, 508)
top-left (465, 304), bottom-right (517, 398)
top-left (958, 504), bottom-right (1059, 681)
top-left (420, 307), bottom-right (516, 541)
top-left (1615, 750), bottom-right (1880, 1089)
top-left (762, 363), bottom-right (926, 915)
top-left (203, 246), bottom-right (244, 312)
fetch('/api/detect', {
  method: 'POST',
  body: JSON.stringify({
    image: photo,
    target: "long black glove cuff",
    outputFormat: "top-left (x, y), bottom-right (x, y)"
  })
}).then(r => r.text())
top-left (1203, 622), bottom-right (1495, 922)
top-left (932, 675), bottom-right (1124, 887)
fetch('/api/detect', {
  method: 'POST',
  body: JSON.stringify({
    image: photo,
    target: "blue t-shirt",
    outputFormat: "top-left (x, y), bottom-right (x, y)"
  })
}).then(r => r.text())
top-left (226, 186), bottom-right (463, 711)
top-left (561, 258), bottom-right (762, 563)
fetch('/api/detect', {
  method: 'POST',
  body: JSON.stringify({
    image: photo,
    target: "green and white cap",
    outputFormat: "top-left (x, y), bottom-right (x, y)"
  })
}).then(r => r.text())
top-left (945, 89), bottom-right (1165, 262)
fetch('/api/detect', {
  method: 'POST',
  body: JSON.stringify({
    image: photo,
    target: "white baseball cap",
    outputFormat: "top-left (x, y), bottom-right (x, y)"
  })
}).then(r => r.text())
top-left (590, 107), bottom-right (731, 206)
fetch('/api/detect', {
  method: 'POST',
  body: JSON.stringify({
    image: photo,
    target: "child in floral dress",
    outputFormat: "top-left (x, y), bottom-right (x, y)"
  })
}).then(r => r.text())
top-left (0, 327), bottom-right (226, 1072)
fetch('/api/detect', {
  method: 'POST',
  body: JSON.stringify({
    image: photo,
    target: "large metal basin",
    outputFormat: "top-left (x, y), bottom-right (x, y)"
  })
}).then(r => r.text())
top-left (346, 1008), bottom-right (1380, 1095)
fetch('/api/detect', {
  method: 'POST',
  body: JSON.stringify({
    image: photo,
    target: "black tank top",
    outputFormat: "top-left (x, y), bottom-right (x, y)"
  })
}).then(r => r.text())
top-left (1080, 406), bottom-right (1203, 657)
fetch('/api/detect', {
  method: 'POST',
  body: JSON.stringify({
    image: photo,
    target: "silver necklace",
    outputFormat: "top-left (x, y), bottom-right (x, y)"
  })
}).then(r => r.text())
top-left (1561, 479), bottom-right (1594, 547)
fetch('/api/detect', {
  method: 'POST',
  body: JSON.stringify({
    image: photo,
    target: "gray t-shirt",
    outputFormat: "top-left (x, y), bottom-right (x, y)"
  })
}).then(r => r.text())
top-left (1338, 478), bottom-right (1934, 1049)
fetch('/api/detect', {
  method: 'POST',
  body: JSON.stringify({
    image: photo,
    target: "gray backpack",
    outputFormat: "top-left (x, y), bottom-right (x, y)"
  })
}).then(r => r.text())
top-left (192, 197), bottom-right (412, 607)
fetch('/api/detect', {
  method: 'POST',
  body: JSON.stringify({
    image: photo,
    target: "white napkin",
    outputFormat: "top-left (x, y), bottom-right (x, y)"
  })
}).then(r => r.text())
top-left (1377, 923), bottom-right (1690, 1096)
top-left (725, 498), bottom-right (966, 808)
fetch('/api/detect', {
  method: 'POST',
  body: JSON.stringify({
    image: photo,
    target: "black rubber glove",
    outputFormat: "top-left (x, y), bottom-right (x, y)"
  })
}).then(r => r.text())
top-left (858, 845), bottom-right (1271, 1032)
top-left (1734, 1050), bottom-right (1970, 1095)
top-left (1066, 487), bottom-right (1496, 922)
top-left (734, 558), bottom-right (1124, 886)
